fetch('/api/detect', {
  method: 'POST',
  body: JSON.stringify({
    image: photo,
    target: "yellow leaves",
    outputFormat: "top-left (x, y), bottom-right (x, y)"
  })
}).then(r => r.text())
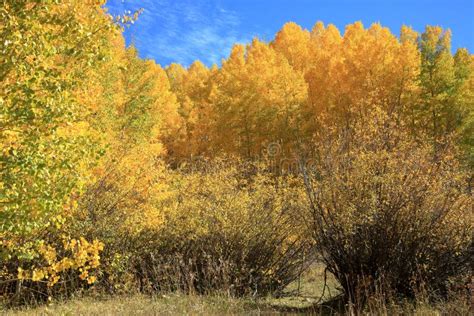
top-left (84, 151), bottom-right (170, 236)
top-left (38, 243), bottom-right (57, 265)
top-left (53, 258), bottom-right (74, 272)
top-left (401, 25), bottom-right (418, 44)
top-left (49, 275), bottom-right (61, 286)
top-left (15, 237), bottom-right (104, 288)
top-left (32, 269), bottom-right (46, 282)
top-left (87, 275), bottom-right (97, 284)
top-left (272, 22), bottom-right (311, 72)
top-left (3, 9), bottom-right (472, 302)
top-left (17, 267), bottom-right (26, 280)
top-left (226, 44), bottom-right (246, 68)
top-left (79, 269), bottom-right (89, 280)
top-left (298, 21), bottom-right (423, 134)
top-left (152, 161), bottom-right (306, 245)
top-left (164, 61), bottom-right (213, 158)
top-left (212, 38), bottom-right (308, 157)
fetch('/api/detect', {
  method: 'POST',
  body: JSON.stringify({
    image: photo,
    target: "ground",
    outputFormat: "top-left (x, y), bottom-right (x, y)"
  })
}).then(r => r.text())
top-left (2, 265), bottom-right (471, 315)
top-left (2, 264), bottom-right (340, 315)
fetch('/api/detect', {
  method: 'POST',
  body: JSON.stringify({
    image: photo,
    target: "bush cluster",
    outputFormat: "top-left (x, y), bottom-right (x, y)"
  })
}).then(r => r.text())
top-left (2, 1), bottom-right (473, 311)
top-left (302, 111), bottom-right (473, 306)
top-left (66, 160), bottom-right (312, 298)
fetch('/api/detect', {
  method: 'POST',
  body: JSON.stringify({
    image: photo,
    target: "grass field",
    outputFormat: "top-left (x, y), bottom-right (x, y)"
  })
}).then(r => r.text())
top-left (2, 265), bottom-right (471, 315)
top-left (2, 265), bottom-right (341, 315)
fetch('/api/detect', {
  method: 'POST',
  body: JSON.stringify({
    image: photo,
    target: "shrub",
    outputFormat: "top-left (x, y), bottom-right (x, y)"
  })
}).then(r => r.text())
top-left (70, 147), bottom-right (169, 294)
top-left (0, 1), bottom-right (118, 305)
top-left (301, 108), bottom-right (473, 306)
top-left (0, 227), bottom-right (103, 306)
top-left (140, 161), bottom-right (312, 296)
top-left (76, 159), bottom-right (313, 297)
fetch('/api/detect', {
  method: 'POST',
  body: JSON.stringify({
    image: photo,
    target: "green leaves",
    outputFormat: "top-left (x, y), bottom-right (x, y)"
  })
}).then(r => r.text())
top-left (0, 0), bottom-right (118, 246)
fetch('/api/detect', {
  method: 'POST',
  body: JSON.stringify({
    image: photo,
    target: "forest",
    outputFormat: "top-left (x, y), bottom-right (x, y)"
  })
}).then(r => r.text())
top-left (1, 1), bottom-right (473, 314)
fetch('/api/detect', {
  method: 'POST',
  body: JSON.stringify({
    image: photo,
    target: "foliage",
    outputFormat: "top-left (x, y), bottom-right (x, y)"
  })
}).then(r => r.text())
top-left (0, 0), bottom-right (131, 304)
top-left (301, 106), bottom-right (473, 305)
top-left (163, 22), bottom-right (472, 168)
top-left (1, 1), bottom-right (473, 309)
top-left (74, 160), bottom-right (312, 297)
top-left (1, 0), bottom-right (110, 245)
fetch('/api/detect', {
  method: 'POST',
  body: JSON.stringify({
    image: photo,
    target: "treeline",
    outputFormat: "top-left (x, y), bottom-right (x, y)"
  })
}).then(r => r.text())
top-left (165, 21), bottom-right (473, 164)
top-left (1, 0), bottom-right (473, 311)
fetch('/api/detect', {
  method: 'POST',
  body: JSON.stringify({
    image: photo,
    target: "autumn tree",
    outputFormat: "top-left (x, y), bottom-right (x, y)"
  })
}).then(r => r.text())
top-left (0, 0), bottom-right (115, 255)
top-left (211, 40), bottom-right (308, 159)
top-left (165, 61), bottom-right (213, 159)
top-left (454, 51), bottom-right (474, 168)
top-left (76, 46), bottom-right (182, 249)
top-left (0, 0), bottom-right (125, 299)
top-left (305, 22), bottom-right (420, 137)
top-left (271, 22), bottom-right (311, 73)
top-left (416, 26), bottom-right (473, 159)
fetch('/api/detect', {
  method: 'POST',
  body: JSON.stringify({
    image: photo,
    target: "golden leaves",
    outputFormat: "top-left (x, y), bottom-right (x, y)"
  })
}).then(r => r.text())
top-left (16, 237), bottom-right (104, 287)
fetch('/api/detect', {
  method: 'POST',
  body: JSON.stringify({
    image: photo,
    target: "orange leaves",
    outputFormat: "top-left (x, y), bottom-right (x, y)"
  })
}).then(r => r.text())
top-left (307, 22), bottom-right (418, 122)
top-left (211, 38), bottom-right (307, 158)
top-left (165, 61), bottom-right (213, 158)
top-left (272, 22), bottom-right (311, 73)
top-left (158, 21), bottom-right (472, 163)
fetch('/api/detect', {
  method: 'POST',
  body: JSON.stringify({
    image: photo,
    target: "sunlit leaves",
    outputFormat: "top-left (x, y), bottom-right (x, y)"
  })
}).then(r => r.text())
top-left (0, 0), bottom-right (120, 291)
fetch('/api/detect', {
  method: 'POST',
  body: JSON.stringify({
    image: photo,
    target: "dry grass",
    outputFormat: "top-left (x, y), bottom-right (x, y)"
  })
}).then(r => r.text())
top-left (2, 264), bottom-right (471, 315)
top-left (1, 264), bottom-right (334, 315)
top-left (2, 294), bottom-right (265, 316)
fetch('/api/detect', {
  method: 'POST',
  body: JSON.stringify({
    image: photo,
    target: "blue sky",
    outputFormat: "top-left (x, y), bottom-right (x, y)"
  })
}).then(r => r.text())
top-left (105, 0), bottom-right (474, 67)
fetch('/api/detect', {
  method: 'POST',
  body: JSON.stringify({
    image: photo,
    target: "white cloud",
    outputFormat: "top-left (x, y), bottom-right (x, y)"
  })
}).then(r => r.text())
top-left (106, 0), bottom-right (251, 67)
